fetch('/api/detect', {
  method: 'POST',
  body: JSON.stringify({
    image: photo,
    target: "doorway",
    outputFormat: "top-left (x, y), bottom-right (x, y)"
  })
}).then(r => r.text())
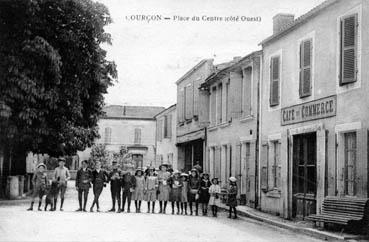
top-left (292, 132), bottom-right (317, 219)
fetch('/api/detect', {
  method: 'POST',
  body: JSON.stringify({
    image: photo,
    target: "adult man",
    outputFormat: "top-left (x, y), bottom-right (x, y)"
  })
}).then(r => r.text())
top-left (121, 169), bottom-right (136, 213)
top-left (75, 160), bottom-right (92, 212)
top-left (108, 161), bottom-right (122, 212)
top-left (53, 157), bottom-right (70, 211)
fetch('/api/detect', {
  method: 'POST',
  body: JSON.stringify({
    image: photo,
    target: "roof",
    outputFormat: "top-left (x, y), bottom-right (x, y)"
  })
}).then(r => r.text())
top-left (201, 50), bottom-right (262, 88)
top-left (175, 59), bottom-right (213, 85)
top-left (102, 105), bottom-right (165, 119)
top-left (154, 104), bottom-right (176, 118)
top-left (259, 0), bottom-right (339, 46)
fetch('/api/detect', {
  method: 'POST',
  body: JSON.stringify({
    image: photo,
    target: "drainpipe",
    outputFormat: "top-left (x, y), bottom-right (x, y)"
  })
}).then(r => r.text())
top-left (256, 54), bottom-right (262, 210)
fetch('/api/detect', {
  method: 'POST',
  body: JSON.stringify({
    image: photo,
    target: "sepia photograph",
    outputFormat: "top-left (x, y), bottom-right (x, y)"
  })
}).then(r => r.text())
top-left (0, 0), bottom-right (369, 241)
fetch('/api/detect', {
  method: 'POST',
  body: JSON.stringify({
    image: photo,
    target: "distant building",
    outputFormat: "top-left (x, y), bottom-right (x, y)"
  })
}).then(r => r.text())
top-left (86, 105), bottom-right (164, 168)
top-left (201, 51), bottom-right (262, 208)
top-left (154, 104), bottom-right (177, 169)
top-left (176, 59), bottom-right (214, 172)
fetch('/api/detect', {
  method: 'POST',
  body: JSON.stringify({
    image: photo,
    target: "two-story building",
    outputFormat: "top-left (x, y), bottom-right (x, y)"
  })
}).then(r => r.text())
top-left (200, 51), bottom-right (262, 207)
top-left (155, 104), bottom-right (178, 169)
top-left (89, 105), bottom-right (164, 168)
top-left (259, 0), bottom-right (369, 219)
top-left (176, 59), bottom-right (214, 172)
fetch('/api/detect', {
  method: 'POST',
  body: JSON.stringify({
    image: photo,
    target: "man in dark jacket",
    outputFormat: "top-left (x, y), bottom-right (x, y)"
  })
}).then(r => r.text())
top-left (75, 160), bottom-right (92, 212)
top-left (121, 170), bottom-right (136, 213)
top-left (108, 161), bottom-right (122, 212)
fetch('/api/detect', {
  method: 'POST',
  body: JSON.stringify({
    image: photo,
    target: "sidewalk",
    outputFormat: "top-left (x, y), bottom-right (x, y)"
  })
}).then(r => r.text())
top-left (218, 203), bottom-right (368, 241)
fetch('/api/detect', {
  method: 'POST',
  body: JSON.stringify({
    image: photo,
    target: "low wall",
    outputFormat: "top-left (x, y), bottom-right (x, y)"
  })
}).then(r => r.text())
top-left (45, 170), bottom-right (77, 180)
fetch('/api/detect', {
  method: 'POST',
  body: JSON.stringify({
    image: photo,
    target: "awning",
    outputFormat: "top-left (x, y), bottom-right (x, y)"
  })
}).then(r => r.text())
top-left (176, 129), bottom-right (205, 144)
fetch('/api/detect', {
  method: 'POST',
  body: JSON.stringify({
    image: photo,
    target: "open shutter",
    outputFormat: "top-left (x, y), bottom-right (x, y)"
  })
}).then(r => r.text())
top-left (260, 143), bottom-right (269, 190)
top-left (198, 88), bottom-right (209, 124)
top-left (185, 84), bottom-right (193, 119)
top-left (178, 88), bottom-right (184, 123)
top-left (167, 114), bottom-right (172, 138)
top-left (269, 56), bottom-right (280, 106)
top-left (299, 39), bottom-right (312, 97)
top-left (193, 83), bottom-right (199, 117)
top-left (340, 14), bottom-right (358, 85)
top-left (230, 72), bottom-right (243, 119)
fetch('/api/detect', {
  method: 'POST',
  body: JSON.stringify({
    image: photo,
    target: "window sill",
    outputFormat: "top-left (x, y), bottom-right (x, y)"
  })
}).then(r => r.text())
top-left (208, 126), bottom-right (218, 132)
top-left (219, 122), bottom-right (231, 128)
top-left (240, 115), bottom-right (254, 123)
top-left (266, 189), bottom-right (281, 198)
top-left (185, 119), bottom-right (192, 124)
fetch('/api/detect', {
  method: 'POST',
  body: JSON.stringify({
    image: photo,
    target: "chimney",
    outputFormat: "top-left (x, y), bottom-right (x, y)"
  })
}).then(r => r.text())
top-left (273, 13), bottom-right (294, 34)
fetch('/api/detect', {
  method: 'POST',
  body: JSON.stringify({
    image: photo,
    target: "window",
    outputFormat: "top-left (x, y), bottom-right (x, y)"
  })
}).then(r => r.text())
top-left (217, 83), bottom-right (223, 124)
top-left (104, 127), bottom-right (111, 144)
top-left (134, 128), bottom-right (141, 144)
top-left (344, 132), bottom-right (357, 196)
top-left (340, 14), bottom-right (358, 85)
top-left (270, 56), bottom-right (280, 106)
top-left (243, 67), bottom-right (252, 116)
top-left (260, 143), bottom-right (269, 190)
top-left (245, 142), bottom-right (251, 192)
top-left (185, 84), bottom-right (194, 119)
top-left (164, 115), bottom-right (168, 138)
top-left (225, 81), bottom-right (230, 121)
top-left (210, 87), bottom-right (217, 125)
top-left (157, 119), bottom-right (163, 141)
top-left (299, 39), bottom-right (312, 97)
top-left (271, 141), bottom-right (281, 189)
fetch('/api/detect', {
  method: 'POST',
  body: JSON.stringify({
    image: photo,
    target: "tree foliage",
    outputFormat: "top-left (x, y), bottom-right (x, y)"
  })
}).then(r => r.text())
top-left (0, 0), bottom-right (117, 157)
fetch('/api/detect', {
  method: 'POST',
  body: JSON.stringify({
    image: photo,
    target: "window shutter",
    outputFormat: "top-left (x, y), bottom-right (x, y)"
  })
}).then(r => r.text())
top-left (269, 57), bottom-right (280, 106)
top-left (178, 88), bottom-right (185, 123)
top-left (185, 84), bottom-right (193, 119)
top-left (260, 143), bottom-right (269, 190)
top-left (167, 114), bottom-right (172, 138)
top-left (230, 72), bottom-right (243, 118)
top-left (340, 14), bottom-right (358, 85)
top-left (198, 88), bottom-right (210, 124)
top-left (299, 39), bottom-right (312, 97)
top-left (193, 83), bottom-right (199, 116)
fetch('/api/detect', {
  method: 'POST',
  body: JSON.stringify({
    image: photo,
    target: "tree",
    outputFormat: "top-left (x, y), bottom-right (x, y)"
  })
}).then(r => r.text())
top-left (0, 0), bottom-right (117, 183)
top-left (89, 144), bottom-right (109, 168)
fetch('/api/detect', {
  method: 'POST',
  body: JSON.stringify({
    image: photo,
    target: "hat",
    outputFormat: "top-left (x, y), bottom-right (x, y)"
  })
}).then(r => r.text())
top-left (37, 163), bottom-right (46, 169)
top-left (159, 163), bottom-right (168, 170)
top-left (135, 169), bottom-right (143, 176)
top-left (147, 166), bottom-right (155, 171)
top-left (173, 169), bottom-right (180, 175)
top-left (211, 177), bottom-right (219, 183)
top-left (58, 157), bottom-right (66, 162)
top-left (112, 160), bottom-right (117, 164)
top-left (190, 168), bottom-right (198, 173)
top-left (229, 177), bottom-right (237, 182)
top-left (180, 173), bottom-right (189, 177)
top-left (202, 173), bottom-right (209, 177)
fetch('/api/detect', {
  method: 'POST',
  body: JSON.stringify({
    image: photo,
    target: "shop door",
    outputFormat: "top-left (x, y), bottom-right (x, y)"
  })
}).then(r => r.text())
top-left (292, 132), bottom-right (317, 219)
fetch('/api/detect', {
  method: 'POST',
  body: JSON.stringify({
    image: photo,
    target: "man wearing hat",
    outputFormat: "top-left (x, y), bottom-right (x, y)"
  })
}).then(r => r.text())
top-left (53, 157), bottom-right (70, 211)
top-left (75, 160), bottom-right (92, 212)
top-left (121, 169), bottom-right (136, 213)
top-left (27, 163), bottom-right (47, 211)
top-left (108, 161), bottom-right (122, 212)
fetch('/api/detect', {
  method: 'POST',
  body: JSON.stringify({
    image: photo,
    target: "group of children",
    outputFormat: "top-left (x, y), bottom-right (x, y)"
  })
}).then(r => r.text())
top-left (27, 159), bottom-right (239, 219)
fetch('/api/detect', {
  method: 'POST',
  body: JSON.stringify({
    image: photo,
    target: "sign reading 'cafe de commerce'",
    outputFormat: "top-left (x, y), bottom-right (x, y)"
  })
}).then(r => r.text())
top-left (281, 95), bottom-right (337, 126)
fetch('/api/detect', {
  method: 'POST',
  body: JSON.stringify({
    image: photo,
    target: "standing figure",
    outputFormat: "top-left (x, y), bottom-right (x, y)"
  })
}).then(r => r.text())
top-left (199, 173), bottom-right (211, 216)
top-left (53, 157), bottom-right (70, 211)
top-left (133, 169), bottom-right (145, 213)
top-left (144, 167), bottom-right (158, 213)
top-left (227, 176), bottom-right (238, 219)
top-left (208, 177), bottom-right (221, 217)
top-left (121, 170), bottom-right (136, 213)
top-left (180, 173), bottom-right (189, 215)
top-left (27, 163), bottom-right (47, 211)
top-left (157, 164), bottom-right (171, 214)
top-left (75, 160), bottom-right (92, 212)
top-left (90, 162), bottom-right (108, 212)
top-left (108, 161), bottom-right (122, 213)
top-left (188, 168), bottom-right (200, 215)
top-left (169, 170), bottom-right (182, 215)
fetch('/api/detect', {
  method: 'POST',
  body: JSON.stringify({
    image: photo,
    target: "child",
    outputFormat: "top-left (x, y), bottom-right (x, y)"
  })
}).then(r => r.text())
top-left (45, 179), bottom-right (59, 211)
top-left (227, 176), bottom-right (238, 219)
top-left (180, 173), bottom-right (189, 215)
top-left (169, 170), bottom-right (182, 215)
top-left (133, 169), bottom-right (145, 213)
top-left (90, 161), bottom-right (108, 212)
top-left (199, 173), bottom-right (211, 216)
top-left (157, 164), bottom-right (170, 214)
top-left (108, 161), bottom-right (122, 212)
top-left (53, 157), bottom-right (70, 211)
top-left (144, 167), bottom-right (158, 213)
top-left (188, 168), bottom-right (200, 215)
top-left (208, 177), bottom-right (221, 217)
top-left (27, 163), bottom-right (47, 211)
top-left (121, 169), bottom-right (136, 213)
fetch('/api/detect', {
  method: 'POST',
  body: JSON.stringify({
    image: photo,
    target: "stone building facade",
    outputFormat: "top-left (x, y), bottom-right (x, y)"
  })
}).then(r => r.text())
top-left (155, 104), bottom-right (178, 169)
top-left (259, 0), bottom-right (369, 219)
top-left (201, 51), bottom-right (262, 208)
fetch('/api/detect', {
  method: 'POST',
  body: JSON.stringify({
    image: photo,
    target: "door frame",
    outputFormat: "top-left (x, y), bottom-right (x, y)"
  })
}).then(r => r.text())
top-left (288, 123), bottom-right (326, 218)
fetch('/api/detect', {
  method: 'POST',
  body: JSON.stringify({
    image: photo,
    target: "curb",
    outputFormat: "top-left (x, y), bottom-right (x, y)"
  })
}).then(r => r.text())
top-left (218, 205), bottom-right (367, 241)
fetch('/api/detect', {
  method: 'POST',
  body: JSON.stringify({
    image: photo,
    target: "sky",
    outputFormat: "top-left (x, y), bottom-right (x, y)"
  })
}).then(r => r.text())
top-left (98, 0), bottom-right (326, 108)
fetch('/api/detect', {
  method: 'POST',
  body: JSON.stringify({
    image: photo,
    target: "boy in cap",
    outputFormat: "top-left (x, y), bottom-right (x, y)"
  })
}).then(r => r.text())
top-left (53, 157), bottom-right (70, 211)
top-left (75, 160), bottom-right (92, 212)
top-left (227, 176), bottom-right (238, 219)
top-left (108, 161), bottom-right (122, 212)
top-left (27, 163), bottom-right (47, 211)
top-left (90, 161), bottom-right (108, 212)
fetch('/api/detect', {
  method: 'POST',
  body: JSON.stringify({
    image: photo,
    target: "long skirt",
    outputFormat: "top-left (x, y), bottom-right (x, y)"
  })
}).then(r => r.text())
top-left (145, 189), bottom-right (156, 202)
top-left (170, 188), bottom-right (181, 202)
top-left (181, 189), bottom-right (188, 203)
top-left (208, 194), bottom-right (221, 206)
top-left (133, 188), bottom-right (144, 200)
top-left (198, 189), bottom-right (210, 204)
top-left (158, 184), bottom-right (170, 201)
top-left (188, 189), bottom-right (199, 203)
